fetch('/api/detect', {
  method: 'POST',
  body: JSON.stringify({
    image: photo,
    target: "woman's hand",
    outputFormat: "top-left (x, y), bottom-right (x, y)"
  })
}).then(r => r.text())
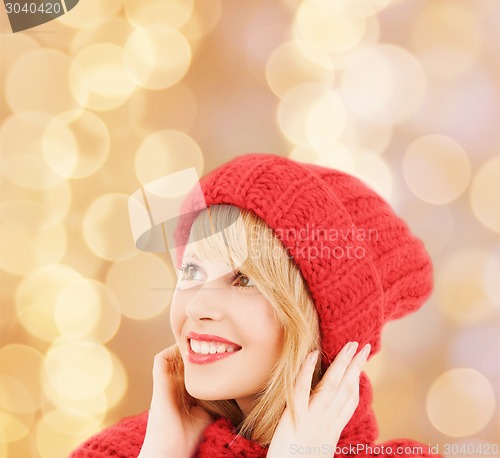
top-left (267, 342), bottom-right (370, 458)
top-left (138, 345), bottom-right (213, 458)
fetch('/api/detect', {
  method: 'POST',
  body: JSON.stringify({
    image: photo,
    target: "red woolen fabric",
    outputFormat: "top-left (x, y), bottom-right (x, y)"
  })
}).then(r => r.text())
top-left (70, 153), bottom-right (441, 458)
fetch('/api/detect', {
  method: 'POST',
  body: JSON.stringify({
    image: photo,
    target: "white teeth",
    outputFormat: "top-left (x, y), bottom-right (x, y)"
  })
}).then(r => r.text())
top-left (189, 339), bottom-right (239, 355)
top-left (191, 339), bottom-right (201, 354)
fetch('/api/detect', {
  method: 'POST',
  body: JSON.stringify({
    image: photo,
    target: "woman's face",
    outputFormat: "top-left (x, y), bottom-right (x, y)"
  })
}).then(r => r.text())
top-left (170, 249), bottom-right (283, 415)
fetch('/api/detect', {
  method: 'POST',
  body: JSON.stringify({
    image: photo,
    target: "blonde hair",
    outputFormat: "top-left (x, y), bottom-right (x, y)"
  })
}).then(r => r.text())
top-left (170, 204), bottom-right (323, 446)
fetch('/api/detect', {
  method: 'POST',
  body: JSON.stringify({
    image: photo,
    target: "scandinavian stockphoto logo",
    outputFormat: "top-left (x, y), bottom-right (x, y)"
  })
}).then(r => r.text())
top-left (3, 0), bottom-right (79, 32)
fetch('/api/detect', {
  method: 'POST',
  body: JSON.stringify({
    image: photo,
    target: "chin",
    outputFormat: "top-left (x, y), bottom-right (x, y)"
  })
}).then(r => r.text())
top-left (184, 381), bottom-right (229, 401)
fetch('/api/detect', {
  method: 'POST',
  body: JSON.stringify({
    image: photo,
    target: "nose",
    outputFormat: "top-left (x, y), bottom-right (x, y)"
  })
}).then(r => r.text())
top-left (184, 281), bottom-right (226, 321)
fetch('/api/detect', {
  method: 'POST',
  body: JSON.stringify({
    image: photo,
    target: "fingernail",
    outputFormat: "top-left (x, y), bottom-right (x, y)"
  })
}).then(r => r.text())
top-left (308, 350), bottom-right (319, 364)
top-left (346, 342), bottom-right (358, 358)
top-left (359, 344), bottom-right (371, 361)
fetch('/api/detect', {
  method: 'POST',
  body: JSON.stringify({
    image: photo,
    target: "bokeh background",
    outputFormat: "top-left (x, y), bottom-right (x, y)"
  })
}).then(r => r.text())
top-left (1, 0), bottom-right (499, 457)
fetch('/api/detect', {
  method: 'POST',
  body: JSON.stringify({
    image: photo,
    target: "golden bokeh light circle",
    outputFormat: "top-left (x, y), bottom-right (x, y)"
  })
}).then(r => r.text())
top-left (321, 13), bottom-right (381, 71)
top-left (5, 49), bottom-right (82, 116)
top-left (83, 193), bottom-right (138, 262)
top-left (43, 336), bottom-right (113, 400)
top-left (1, 196), bottom-right (46, 233)
top-left (289, 144), bottom-right (356, 175)
top-left (339, 111), bottom-right (393, 155)
top-left (341, 44), bottom-right (427, 123)
top-left (0, 375), bottom-right (35, 415)
top-left (427, 368), bottom-right (495, 437)
top-left (307, 90), bottom-right (348, 149)
top-left (470, 155), bottom-right (500, 233)
top-left (0, 345), bottom-right (44, 411)
top-left (42, 408), bottom-right (102, 437)
top-left (266, 40), bottom-right (335, 98)
top-left (42, 110), bottom-right (111, 179)
top-left (35, 414), bottom-right (99, 458)
top-left (41, 352), bottom-right (128, 420)
top-left (54, 279), bottom-right (121, 343)
top-left (53, 279), bottom-right (99, 336)
top-left (403, 135), bottom-right (471, 205)
top-left (296, 0), bottom-right (367, 53)
top-left (134, 130), bottom-right (204, 185)
top-left (353, 152), bottom-right (393, 201)
top-left (123, 25), bottom-right (192, 90)
top-left (41, 380), bottom-right (107, 418)
top-left (70, 17), bottom-right (133, 54)
top-left (69, 43), bottom-right (137, 111)
top-left (0, 180), bottom-right (72, 231)
top-left (128, 84), bottom-right (198, 135)
top-left (411, 2), bottom-right (482, 80)
top-left (56, 0), bottom-right (122, 29)
top-left (330, 0), bottom-right (391, 17)
top-left (105, 252), bottom-right (174, 320)
top-left (105, 352), bottom-right (128, 410)
top-left (0, 221), bottom-right (67, 277)
top-left (277, 83), bottom-right (347, 148)
top-left (436, 250), bottom-right (496, 325)
top-left (15, 264), bottom-right (82, 341)
top-left (0, 33), bottom-right (39, 81)
top-left (124, 0), bottom-right (195, 30)
top-left (181, 0), bottom-right (222, 42)
top-left (0, 113), bottom-right (67, 190)
top-left (0, 376), bottom-right (35, 443)
top-left (0, 411), bottom-right (34, 444)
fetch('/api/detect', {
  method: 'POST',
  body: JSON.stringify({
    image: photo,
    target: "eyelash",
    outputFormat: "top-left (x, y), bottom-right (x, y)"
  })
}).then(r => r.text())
top-left (179, 262), bottom-right (255, 289)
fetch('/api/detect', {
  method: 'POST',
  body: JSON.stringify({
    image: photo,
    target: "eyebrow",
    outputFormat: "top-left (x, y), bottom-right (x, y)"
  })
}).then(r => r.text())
top-left (184, 252), bottom-right (199, 260)
top-left (183, 252), bottom-right (232, 268)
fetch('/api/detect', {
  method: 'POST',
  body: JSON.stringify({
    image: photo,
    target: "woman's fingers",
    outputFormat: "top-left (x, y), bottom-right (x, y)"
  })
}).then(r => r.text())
top-left (293, 349), bottom-right (319, 414)
top-left (340, 343), bottom-right (370, 389)
top-left (314, 342), bottom-right (358, 394)
top-left (150, 345), bottom-right (180, 408)
top-left (311, 342), bottom-right (370, 410)
top-left (292, 343), bottom-right (371, 419)
top-left (327, 343), bottom-right (370, 415)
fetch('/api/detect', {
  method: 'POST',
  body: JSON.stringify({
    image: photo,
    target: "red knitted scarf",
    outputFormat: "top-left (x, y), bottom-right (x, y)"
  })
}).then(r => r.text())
top-left (70, 372), bottom-right (439, 458)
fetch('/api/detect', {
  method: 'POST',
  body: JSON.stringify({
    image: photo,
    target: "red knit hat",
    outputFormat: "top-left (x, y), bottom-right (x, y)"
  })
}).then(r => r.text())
top-left (173, 152), bottom-right (434, 369)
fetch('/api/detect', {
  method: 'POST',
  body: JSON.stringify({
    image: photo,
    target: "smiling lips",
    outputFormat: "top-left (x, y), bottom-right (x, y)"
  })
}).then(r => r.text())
top-left (186, 332), bottom-right (242, 365)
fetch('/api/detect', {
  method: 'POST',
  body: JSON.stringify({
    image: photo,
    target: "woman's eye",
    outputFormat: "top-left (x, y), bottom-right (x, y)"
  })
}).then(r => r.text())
top-left (179, 262), bottom-right (202, 282)
top-left (231, 271), bottom-right (256, 289)
top-left (179, 262), bottom-right (255, 290)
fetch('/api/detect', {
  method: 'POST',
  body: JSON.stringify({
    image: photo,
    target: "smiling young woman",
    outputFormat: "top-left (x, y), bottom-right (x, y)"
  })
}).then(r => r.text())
top-left (70, 153), bottom-right (443, 458)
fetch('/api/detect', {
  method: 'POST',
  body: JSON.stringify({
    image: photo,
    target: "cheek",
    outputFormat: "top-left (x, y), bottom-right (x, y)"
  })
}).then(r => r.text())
top-left (237, 297), bottom-right (282, 350)
top-left (169, 296), bottom-right (185, 339)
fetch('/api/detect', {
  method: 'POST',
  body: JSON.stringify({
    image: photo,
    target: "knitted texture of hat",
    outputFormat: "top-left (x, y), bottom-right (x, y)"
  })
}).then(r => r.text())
top-left (174, 153), bottom-right (433, 363)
